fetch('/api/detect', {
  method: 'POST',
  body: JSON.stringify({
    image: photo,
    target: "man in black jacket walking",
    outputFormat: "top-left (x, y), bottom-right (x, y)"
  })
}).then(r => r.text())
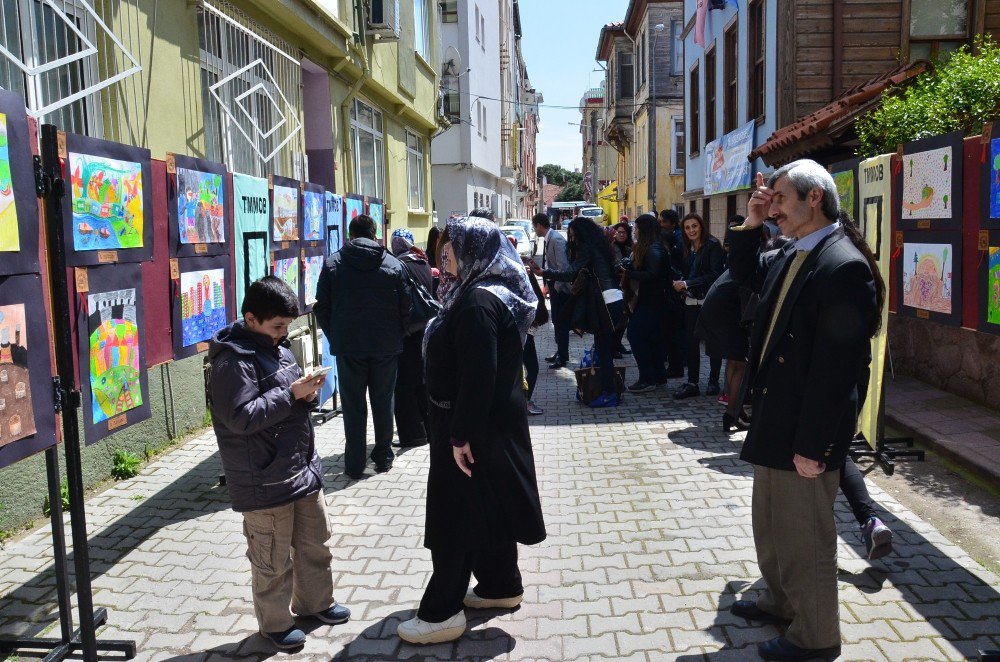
top-left (727, 162), bottom-right (878, 661)
top-left (314, 215), bottom-right (411, 479)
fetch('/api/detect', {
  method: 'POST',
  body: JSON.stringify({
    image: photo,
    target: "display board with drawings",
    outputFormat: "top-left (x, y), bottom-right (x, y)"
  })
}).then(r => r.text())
top-left (270, 247), bottom-right (302, 313)
top-left (302, 182), bottom-right (326, 245)
top-left (897, 131), bottom-right (963, 230)
top-left (233, 173), bottom-right (270, 313)
top-left (0, 274), bottom-right (57, 469)
top-left (896, 230), bottom-right (963, 326)
top-left (982, 122), bottom-right (1000, 231)
top-left (0, 89), bottom-right (40, 276)
top-left (171, 255), bottom-right (234, 360)
top-left (325, 192), bottom-right (344, 257)
top-left (270, 175), bottom-right (300, 247)
top-left (166, 153), bottom-right (229, 258)
top-left (828, 157), bottom-right (860, 223)
top-left (62, 132), bottom-right (154, 265)
top-left (76, 263), bottom-right (152, 445)
top-left (979, 230), bottom-right (1000, 336)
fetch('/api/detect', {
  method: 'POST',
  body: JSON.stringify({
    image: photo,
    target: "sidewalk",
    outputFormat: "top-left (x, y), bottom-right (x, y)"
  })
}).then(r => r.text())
top-left (886, 375), bottom-right (1000, 487)
top-left (1, 331), bottom-right (999, 660)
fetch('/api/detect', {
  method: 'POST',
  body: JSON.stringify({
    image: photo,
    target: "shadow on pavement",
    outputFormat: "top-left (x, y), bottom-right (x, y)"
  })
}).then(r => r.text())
top-left (329, 609), bottom-right (515, 661)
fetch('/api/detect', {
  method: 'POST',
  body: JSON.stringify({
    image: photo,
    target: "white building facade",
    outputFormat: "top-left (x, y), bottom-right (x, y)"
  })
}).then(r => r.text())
top-left (433, 0), bottom-right (532, 222)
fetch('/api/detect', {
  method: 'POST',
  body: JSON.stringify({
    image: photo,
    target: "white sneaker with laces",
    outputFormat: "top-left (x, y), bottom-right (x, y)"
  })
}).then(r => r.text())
top-left (397, 611), bottom-right (466, 644)
top-left (463, 588), bottom-right (524, 610)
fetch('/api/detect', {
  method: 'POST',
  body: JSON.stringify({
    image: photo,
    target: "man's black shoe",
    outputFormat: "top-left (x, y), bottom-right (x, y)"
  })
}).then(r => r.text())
top-left (673, 383), bottom-right (700, 400)
top-left (548, 361), bottom-right (567, 370)
top-left (395, 438), bottom-right (428, 448)
top-left (375, 463), bottom-right (392, 473)
top-left (346, 472), bottom-right (365, 480)
top-left (730, 600), bottom-right (791, 626)
top-left (757, 636), bottom-right (840, 661)
top-left (544, 353), bottom-right (558, 363)
top-left (666, 368), bottom-right (684, 379)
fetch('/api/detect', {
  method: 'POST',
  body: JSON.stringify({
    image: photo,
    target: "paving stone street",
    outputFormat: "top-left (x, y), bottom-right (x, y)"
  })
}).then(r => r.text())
top-left (1, 331), bottom-right (999, 661)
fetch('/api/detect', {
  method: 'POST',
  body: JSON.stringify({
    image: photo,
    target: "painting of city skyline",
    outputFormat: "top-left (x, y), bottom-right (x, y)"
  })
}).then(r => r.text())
top-left (179, 268), bottom-right (227, 347)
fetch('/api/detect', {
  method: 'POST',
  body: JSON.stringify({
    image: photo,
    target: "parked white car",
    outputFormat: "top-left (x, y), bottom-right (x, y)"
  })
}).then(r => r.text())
top-left (578, 206), bottom-right (607, 225)
top-left (500, 226), bottom-right (533, 259)
top-left (505, 218), bottom-right (535, 242)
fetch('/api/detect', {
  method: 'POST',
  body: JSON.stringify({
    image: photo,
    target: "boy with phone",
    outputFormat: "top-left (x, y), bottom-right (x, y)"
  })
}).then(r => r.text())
top-left (208, 276), bottom-right (349, 650)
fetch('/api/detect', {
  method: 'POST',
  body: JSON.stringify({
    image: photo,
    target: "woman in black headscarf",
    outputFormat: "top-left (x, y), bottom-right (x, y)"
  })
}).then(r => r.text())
top-left (397, 218), bottom-right (546, 646)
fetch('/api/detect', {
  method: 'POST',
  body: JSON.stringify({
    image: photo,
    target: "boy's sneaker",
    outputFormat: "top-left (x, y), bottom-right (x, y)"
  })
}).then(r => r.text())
top-left (305, 603), bottom-right (351, 625)
top-left (861, 516), bottom-right (893, 560)
top-left (627, 381), bottom-right (656, 393)
top-left (261, 626), bottom-right (306, 650)
top-left (718, 393), bottom-right (729, 405)
top-left (526, 400), bottom-right (544, 415)
top-left (589, 392), bottom-right (620, 408)
top-left (397, 611), bottom-right (467, 644)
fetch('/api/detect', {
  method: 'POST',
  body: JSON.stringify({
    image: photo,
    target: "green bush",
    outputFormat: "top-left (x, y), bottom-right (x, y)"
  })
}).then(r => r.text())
top-left (42, 480), bottom-right (70, 517)
top-left (856, 36), bottom-right (1000, 157)
top-left (111, 449), bottom-right (142, 481)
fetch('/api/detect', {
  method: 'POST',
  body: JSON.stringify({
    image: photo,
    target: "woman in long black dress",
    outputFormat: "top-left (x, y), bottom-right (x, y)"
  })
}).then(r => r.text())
top-left (397, 218), bottom-right (546, 645)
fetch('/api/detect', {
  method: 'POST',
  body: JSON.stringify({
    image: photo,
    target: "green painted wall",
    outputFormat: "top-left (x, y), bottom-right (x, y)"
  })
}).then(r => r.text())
top-left (0, 354), bottom-right (208, 539)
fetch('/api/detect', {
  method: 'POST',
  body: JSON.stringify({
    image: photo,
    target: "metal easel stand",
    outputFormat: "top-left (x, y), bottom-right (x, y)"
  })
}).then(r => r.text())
top-left (0, 125), bottom-right (137, 661)
top-left (849, 345), bottom-right (925, 476)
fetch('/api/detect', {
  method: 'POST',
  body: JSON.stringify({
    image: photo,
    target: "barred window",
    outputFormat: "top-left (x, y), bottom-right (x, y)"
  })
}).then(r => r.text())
top-left (198, 0), bottom-right (303, 177)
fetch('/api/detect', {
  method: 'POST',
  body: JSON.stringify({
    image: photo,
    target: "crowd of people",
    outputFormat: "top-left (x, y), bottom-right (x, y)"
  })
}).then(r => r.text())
top-left (203, 160), bottom-right (896, 660)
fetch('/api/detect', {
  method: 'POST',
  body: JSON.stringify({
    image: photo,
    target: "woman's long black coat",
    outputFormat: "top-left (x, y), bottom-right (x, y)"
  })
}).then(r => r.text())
top-left (423, 287), bottom-right (546, 550)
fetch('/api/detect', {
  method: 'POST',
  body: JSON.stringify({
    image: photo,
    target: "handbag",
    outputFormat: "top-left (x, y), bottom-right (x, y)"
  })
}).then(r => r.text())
top-left (401, 266), bottom-right (441, 336)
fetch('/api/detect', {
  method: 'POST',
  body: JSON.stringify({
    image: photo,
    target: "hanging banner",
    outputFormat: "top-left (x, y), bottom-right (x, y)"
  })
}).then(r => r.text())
top-left (704, 120), bottom-right (755, 196)
top-left (857, 153), bottom-right (892, 449)
top-left (233, 173), bottom-right (270, 312)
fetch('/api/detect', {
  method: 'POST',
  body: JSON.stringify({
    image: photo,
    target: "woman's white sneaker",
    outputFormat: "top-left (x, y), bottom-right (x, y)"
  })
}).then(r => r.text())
top-left (397, 611), bottom-right (466, 644)
top-left (462, 589), bottom-right (524, 610)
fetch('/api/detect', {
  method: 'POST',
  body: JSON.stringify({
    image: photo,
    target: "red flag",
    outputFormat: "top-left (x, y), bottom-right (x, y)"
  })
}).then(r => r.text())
top-left (694, 0), bottom-right (708, 47)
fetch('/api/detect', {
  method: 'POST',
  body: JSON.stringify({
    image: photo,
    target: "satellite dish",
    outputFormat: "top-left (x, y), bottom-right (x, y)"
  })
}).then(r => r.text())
top-left (443, 46), bottom-right (462, 76)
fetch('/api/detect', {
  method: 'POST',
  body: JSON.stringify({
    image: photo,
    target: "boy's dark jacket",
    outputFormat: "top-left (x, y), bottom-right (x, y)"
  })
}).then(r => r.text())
top-left (208, 321), bottom-right (323, 512)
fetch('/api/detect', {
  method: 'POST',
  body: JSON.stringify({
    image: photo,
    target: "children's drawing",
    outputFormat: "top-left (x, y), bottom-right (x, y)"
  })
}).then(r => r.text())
top-left (273, 257), bottom-right (299, 296)
top-left (70, 153), bottom-right (144, 250)
top-left (0, 304), bottom-right (35, 447)
top-left (991, 139), bottom-right (1000, 220)
top-left (344, 196), bottom-right (364, 226)
top-left (272, 185), bottom-right (299, 242)
top-left (901, 146), bottom-right (952, 219)
top-left (176, 168), bottom-right (225, 244)
top-left (989, 247), bottom-right (1000, 325)
top-left (0, 113), bottom-right (19, 252)
top-left (369, 201), bottom-right (384, 240)
top-left (832, 169), bottom-right (855, 219)
top-left (303, 190), bottom-right (325, 241)
top-left (902, 243), bottom-right (953, 314)
top-left (303, 255), bottom-right (324, 307)
top-left (180, 268), bottom-right (227, 347)
top-left (87, 288), bottom-right (143, 423)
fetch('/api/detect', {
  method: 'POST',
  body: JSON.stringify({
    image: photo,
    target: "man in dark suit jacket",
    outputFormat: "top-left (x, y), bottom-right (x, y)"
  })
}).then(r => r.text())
top-left (726, 162), bottom-right (878, 661)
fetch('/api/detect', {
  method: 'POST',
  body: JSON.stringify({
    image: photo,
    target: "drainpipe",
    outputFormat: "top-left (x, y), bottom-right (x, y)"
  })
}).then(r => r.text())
top-left (341, 0), bottom-right (371, 193)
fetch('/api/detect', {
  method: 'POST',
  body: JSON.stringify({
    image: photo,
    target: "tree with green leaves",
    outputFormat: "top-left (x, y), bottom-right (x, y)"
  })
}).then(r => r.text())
top-left (856, 36), bottom-right (1000, 157)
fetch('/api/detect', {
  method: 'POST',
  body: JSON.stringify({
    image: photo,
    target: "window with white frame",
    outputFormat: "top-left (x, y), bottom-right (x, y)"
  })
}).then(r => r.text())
top-left (672, 118), bottom-right (685, 174)
top-left (671, 20), bottom-right (683, 76)
top-left (350, 98), bottom-right (385, 198)
top-left (482, 103), bottom-right (487, 140)
top-left (414, 0), bottom-right (430, 61)
top-left (0, 0), bottom-right (105, 136)
top-left (475, 5), bottom-right (480, 42)
top-left (198, 0), bottom-right (304, 177)
top-left (476, 100), bottom-right (482, 136)
top-left (406, 130), bottom-right (425, 210)
top-left (480, 13), bottom-right (486, 50)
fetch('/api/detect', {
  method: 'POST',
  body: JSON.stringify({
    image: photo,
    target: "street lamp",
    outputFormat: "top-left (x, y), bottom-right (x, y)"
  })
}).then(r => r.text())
top-left (650, 22), bottom-right (665, 214)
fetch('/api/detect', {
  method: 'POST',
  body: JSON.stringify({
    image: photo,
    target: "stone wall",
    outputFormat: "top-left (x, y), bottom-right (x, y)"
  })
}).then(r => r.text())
top-left (888, 315), bottom-right (1000, 411)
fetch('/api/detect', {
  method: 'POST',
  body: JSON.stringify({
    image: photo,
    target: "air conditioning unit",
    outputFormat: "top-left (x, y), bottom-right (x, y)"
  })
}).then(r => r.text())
top-left (367, 0), bottom-right (400, 40)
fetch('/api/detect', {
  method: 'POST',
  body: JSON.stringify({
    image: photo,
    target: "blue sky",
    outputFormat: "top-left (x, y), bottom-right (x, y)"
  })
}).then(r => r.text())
top-left (519, 0), bottom-right (631, 171)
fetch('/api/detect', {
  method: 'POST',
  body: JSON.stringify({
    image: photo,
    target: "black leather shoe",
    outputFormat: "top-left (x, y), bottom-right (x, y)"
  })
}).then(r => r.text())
top-left (757, 636), bottom-right (840, 661)
top-left (548, 361), bottom-right (567, 370)
top-left (673, 383), bottom-right (700, 400)
top-left (375, 463), bottom-right (392, 473)
top-left (544, 353), bottom-right (558, 363)
top-left (730, 600), bottom-right (791, 626)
